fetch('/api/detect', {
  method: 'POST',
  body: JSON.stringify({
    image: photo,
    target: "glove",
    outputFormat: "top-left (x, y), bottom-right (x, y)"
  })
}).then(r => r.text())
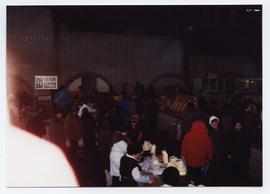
top-left (65, 139), bottom-right (71, 148)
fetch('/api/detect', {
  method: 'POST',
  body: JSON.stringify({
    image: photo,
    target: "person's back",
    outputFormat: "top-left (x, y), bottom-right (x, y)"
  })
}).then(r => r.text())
top-left (119, 98), bottom-right (129, 123)
top-left (110, 130), bottom-right (128, 184)
top-left (81, 109), bottom-right (96, 148)
top-left (161, 167), bottom-right (180, 186)
top-left (53, 87), bottom-right (70, 114)
top-left (226, 122), bottom-right (252, 184)
top-left (97, 119), bottom-right (113, 174)
top-left (119, 154), bottom-right (140, 186)
top-left (119, 143), bottom-right (151, 186)
top-left (181, 120), bottom-right (213, 168)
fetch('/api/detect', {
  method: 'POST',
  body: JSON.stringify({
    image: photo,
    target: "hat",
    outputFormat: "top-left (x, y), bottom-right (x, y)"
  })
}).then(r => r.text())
top-left (209, 116), bottom-right (219, 125)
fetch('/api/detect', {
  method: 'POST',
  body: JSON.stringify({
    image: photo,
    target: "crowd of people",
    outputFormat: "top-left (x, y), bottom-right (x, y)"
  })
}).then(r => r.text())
top-left (8, 81), bottom-right (262, 187)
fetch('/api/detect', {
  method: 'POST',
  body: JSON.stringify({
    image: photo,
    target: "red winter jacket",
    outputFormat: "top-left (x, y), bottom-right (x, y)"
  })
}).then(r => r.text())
top-left (181, 120), bottom-right (213, 168)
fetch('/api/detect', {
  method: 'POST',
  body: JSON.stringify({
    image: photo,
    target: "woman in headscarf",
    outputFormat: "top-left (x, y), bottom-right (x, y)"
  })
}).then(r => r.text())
top-left (207, 115), bottom-right (227, 185)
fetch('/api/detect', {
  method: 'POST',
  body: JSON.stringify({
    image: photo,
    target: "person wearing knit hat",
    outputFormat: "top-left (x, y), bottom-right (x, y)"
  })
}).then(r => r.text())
top-left (207, 115), bottom-right (227, 186)
top-left (209, 116), bottom-right (219, 131)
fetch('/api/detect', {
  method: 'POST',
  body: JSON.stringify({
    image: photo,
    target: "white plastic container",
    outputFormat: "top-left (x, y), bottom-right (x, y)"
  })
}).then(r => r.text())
top-left (162, 150), bottom-right (169, 164)
top-left (150, 144), bottom-right (156, 155)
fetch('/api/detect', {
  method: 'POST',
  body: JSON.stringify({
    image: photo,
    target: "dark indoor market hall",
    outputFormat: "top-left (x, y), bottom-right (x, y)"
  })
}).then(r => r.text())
top-left (2, 2), bottom-right (265, 190)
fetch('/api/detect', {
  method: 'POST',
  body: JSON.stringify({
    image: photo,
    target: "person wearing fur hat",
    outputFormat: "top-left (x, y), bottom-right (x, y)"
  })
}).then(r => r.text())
top-left (207, 115), bottom-right (227, 185)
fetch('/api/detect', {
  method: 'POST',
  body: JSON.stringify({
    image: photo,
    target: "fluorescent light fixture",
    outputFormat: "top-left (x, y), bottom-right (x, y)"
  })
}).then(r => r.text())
top-left (253, 9), bottom-right (261, 12)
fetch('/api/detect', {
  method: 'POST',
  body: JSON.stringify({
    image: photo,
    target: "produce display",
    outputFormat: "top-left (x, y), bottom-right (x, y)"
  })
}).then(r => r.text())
top-left (169, 95), bottom-right (197, 113)
top-left (167, 156), bottom-right (187, 176)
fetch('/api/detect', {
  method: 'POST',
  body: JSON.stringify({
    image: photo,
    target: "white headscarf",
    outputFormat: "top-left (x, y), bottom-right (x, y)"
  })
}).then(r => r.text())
top-left (209, 115), bottom-right (219, 126)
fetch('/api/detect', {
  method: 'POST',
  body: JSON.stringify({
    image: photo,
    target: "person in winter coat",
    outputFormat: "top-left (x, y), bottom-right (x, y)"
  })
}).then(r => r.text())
top-left (207, 115), bottom-right (227, 185)
top-left (181, 120), bottom-right (213, 185)
top-left (110, 129), bottom-right (128, 186)
top-left (81, 107), bottom-right (97, 179)
top-left (241, 104), bottom-right (260, 145)
top-left (147, 96), bottom-right (159, 134)
top-left (226, 121), bottom-right (252, 185)
top-left (53, 85), bottom-right (70, 115)
top-left (96, 117), bottom-right (113, 175)
top-left (241, 104), bottom-right (258, 131)
top-left (120, 143), bottom-right (153, 187)
top-left (64, 103), bottom-right (83, 162)
top-left (124, 114), bottom-right (144, 144)
top-left (119, 95), bottom-right (129, 124)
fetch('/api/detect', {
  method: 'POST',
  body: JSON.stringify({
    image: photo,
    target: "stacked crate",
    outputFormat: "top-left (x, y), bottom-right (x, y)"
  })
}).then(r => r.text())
top-left (169, 95), bottom-right (196, 113)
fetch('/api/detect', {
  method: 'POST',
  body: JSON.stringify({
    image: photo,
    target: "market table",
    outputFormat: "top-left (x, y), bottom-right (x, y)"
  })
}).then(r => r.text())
top-left (139, 155), bottom-right (189, 187)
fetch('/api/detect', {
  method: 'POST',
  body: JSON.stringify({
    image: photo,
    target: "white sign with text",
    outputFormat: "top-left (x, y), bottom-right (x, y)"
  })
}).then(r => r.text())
top-left (35, 76), bottom-right (58, 90)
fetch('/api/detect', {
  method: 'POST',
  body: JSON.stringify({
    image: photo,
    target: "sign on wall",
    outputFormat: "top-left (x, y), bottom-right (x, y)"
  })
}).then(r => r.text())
top-left (35, 75), bottom-right (58, 90)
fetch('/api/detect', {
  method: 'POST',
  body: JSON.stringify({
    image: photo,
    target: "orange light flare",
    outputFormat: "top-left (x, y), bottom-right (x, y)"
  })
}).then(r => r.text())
top-left (4, 57), bottom-right (79, 186)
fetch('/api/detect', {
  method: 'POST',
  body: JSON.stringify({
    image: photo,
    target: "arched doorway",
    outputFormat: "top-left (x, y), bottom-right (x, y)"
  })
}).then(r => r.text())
top-left (148, 73), bottom-right (187, 97)
top-left (64, 72), bottom-right (112, 97)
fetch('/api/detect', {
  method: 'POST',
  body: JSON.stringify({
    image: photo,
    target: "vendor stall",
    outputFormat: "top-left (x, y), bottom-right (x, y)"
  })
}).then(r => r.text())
top-left (138, 141), bottom-right (189, 186)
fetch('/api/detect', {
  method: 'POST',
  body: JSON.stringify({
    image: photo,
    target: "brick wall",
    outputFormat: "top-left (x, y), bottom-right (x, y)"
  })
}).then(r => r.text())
top-left (7, 6), bottom-right (56, 96)
top-left (57, 25), bottom-right (183, 91)
top-left (7, 7), bottom-right (259, 97)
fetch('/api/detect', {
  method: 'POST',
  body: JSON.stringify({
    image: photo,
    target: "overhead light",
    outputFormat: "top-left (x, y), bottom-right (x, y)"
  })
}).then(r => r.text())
top-left (246, 8), bottom-right (261, 12)
top-left (253, 9), bottom-right (261, 12)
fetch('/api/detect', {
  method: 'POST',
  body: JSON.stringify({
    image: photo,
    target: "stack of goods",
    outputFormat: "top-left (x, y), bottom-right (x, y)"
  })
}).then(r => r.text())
top-left (142, 141), bottom-right (156, 156)
top-left (167, 156), bottom-right (187, 176)
top-left (169, 95), bottom-right (198, 113)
